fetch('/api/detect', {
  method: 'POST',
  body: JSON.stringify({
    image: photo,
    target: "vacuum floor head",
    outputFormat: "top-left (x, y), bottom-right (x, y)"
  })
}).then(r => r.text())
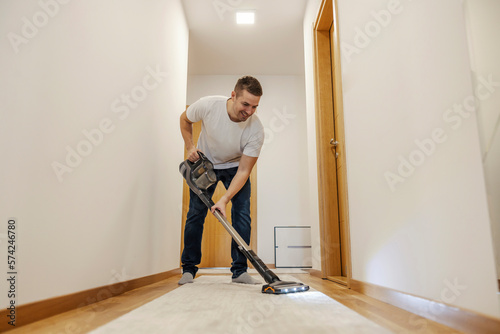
top-left (262, 280), bottom-right (310, 294)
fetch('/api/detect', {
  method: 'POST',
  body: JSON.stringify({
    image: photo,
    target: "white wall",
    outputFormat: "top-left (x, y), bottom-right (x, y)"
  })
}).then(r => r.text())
top-left (0, 0), bottom-right (188, 307)
top-left (464, 0), bottom-right (500, 280)
top-left (187, 75), bottom-right (310, 264)
top-left (303, 0), bottom-right (499, 318)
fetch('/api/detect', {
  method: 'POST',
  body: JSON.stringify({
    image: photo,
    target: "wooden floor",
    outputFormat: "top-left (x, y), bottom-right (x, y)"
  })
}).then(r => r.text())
top-left (5, 273), bottom-right (463, 333)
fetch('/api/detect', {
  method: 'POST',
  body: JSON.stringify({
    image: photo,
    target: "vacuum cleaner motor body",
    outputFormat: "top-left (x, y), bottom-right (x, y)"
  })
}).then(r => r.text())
top-left (179, 152), bottom-right (217, 195)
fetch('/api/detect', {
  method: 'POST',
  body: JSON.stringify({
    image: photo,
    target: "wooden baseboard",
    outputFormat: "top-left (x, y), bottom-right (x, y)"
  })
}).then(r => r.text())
top-left (350, 279), bottom-right (500, 334)
top-left (304, 269), bottom-right (350, 287)
top-left (326, 275), bottom-right (348, 286)
top-left (304, 268), bottom-right (323, 278)
top-left (0, 268), bottom-right (181, 332)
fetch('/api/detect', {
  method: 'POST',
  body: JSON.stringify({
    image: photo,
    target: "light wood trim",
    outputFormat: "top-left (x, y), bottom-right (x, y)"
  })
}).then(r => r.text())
top-left (314, 0), bottom-right (333, 31)
top-left (0, 268), bottom-right (180, 331)
top-left (350, 279), bottom-right (500, 334)
top-left (313, 28), bottom-right (342, 278)
top-left (327, 275), bottom-right (348, 286)
top-left (306, 268), bottom-right (324, 278)
top-left (313, 0), bottom-right (352, 286)
top-left (313, 0), bottom-right (343, 279)
top-left (331, 0), bottom-right (352, 287)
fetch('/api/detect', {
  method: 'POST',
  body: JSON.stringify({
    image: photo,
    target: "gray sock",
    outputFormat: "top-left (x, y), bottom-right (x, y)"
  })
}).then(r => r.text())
top-left (232, 272), bottom-right (260, 284)
top-left (178, 272), bottom-right (194, 285)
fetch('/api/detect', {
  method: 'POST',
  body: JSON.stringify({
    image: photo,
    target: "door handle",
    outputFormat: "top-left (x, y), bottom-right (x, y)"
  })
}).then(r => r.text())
top-left (330, 139), bottom-right (339, 158)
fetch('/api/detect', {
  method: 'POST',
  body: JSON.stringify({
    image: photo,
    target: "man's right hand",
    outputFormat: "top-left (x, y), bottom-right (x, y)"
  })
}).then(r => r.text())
top-left (187, 148), bottom-right (201, 162)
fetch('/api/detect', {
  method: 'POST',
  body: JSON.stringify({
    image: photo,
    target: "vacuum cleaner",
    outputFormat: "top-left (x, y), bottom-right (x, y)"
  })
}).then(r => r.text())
top-left (179, 152), bottom-right (310, 295)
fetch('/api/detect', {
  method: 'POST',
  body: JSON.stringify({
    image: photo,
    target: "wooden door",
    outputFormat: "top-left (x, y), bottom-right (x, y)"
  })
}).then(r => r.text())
top-left (329, 20), bottom-right (349, 279)
top-left (313, 0), bottom-right (351, 286)
top-left (180, 120), bottom-right (257, 268)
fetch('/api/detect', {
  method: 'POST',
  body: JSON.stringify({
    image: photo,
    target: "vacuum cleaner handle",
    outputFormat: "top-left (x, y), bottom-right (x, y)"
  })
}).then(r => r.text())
top-left (197, 151), bottom-right (208, 160)
top-left (185, 151), bottom-right (207, 169)
top-left (201, 193), bottom-right (280, 284)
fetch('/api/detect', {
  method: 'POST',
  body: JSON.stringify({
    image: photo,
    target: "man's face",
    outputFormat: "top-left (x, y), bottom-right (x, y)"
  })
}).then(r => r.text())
top-left (230, 89), bottom-right (260, 122)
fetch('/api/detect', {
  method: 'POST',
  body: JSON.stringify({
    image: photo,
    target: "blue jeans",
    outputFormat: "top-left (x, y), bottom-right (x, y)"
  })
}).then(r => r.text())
top-left (181, 167), bottom-right (251, 279)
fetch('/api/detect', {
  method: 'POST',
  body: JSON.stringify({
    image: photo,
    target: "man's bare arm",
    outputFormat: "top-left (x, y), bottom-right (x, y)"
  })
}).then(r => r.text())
top-left (180, 111), bottom-right (199, 162)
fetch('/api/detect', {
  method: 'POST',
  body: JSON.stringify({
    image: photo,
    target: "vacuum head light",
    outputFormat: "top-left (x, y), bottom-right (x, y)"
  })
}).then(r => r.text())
top-left (262, 281), bottom-right (310, 294)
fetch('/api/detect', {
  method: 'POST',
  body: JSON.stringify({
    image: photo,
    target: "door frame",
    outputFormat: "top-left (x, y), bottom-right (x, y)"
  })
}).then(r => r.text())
top-left (313, 0), bottom-right (352, 286)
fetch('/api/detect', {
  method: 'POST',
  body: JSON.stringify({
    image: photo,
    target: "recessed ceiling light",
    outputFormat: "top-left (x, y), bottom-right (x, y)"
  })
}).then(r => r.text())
top-left (236, 12), bottom-right (255, 25)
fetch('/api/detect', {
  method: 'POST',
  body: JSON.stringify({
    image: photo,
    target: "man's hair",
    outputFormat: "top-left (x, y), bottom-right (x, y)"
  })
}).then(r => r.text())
top-left (234, 76), bottom-right (263, 97)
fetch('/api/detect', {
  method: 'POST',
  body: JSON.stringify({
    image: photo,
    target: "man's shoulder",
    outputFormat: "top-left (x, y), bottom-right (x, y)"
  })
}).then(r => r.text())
top-left (247, 114), bottom-right (264, 132)
top-left (198, 95), bottom-right (228, 105)
top-left (187, 95), bottom-right (228, 121)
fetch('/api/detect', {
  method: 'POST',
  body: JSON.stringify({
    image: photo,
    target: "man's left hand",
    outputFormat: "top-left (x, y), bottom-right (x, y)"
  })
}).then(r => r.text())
top-left (211, 196), bottom-right (229, 217)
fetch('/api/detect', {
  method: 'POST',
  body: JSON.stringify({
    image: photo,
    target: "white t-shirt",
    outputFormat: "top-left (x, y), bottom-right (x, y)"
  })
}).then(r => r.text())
top-left (186, 95), bottom-right (265, 169)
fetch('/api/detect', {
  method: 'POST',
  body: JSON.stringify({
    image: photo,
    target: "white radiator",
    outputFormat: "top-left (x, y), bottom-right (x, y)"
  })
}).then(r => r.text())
top-left (274, 226), bottom-right (312, 268)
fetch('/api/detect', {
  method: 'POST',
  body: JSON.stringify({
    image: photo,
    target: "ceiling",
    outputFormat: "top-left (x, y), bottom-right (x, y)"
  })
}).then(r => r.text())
top-left (182, 0), bottom-right (308, 76)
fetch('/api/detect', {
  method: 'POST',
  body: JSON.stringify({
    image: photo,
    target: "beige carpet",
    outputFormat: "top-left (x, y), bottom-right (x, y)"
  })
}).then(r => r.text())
top-left (89, 275), bottom-right (392, 334)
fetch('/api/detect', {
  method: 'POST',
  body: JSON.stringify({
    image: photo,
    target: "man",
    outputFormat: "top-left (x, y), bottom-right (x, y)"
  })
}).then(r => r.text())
top-left (178, 76), bottom-right (265, 285)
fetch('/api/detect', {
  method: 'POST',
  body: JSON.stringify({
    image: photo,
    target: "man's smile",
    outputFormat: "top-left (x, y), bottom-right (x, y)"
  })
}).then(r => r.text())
top-left (240, 110), bottom-right (249, 120)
